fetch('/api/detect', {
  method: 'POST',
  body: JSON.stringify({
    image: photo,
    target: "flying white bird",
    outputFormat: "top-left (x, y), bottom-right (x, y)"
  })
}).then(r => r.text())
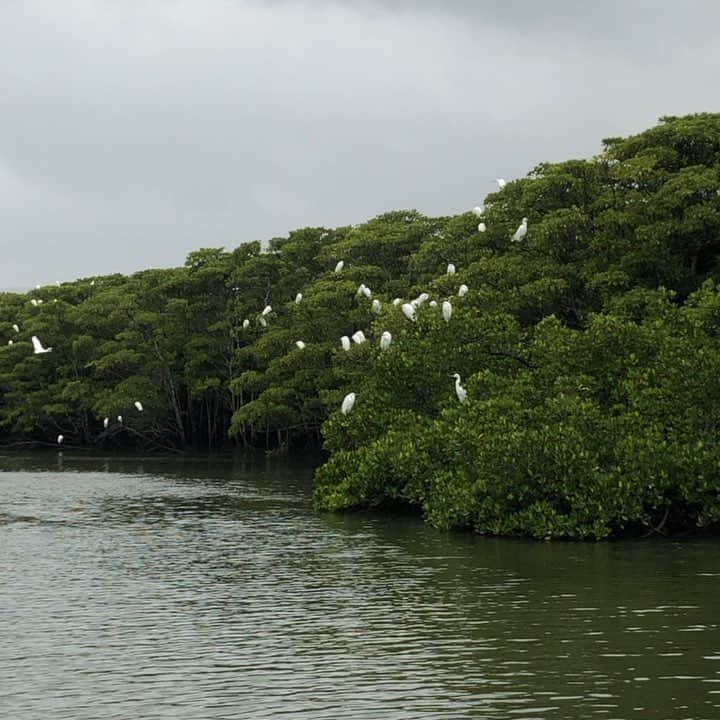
top-left (451, 373), bottom-right (468, 404)
top-left (57, 434), bottom-right (64, 445)
top-left (295, 340), bottom-right (306, 349)
top-left (447, 263), bottom-right (456, 275)
top-left (242, 318), bottom-right (250, 329)
top-left (104, 417), bottom-right (109, 429)
top-left (261, 305), bottom-right (272, 316)
top-left (12, 324), bottom-right (19, 333)
top-left (478, 222), bottom-right (487, 233)
top-left (341, 392), bottom-right (356, 415)
top-left (352, 330), bottom-right (367, 344)
top-left (442, 300), bottom-right (452, 322)
top-left (295, 293), bottom-right (303, 304)
top-left (512, 217), bottom-right (528, 243)
top-left (371, 299), bottom-right (381, 314)
top-left (134, 401), bottom-right (143, 412)
top-left (458, 284), bottom-right (469, 297)
top-left (341, 335), bottom-right (351, 352)
top-left (334, 260), bottom-right (344, 273)
top-left (401, 303), bottom-right (416, 322)
top-left (380, 331), bottom-right (392, 351)
top-left (495, 178), bottom-right (507, 189)
top-left (31, 336), bottom-right (52, 354)
top-left (471, 206), bottom-right (484, 217)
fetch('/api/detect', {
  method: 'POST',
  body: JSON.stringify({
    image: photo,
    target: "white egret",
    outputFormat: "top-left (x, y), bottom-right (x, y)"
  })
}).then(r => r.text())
top-left (259, 316), bottom-right (268, 327)
top-left (341, 335), bottom-right (351, 352)
top-left (104, 417), bottom-right (109, 429)
top-left (30, 299), bottom-right (39, 307)
top-left (8, 340), bottom-right (13, 346)
top-left (429, 300), bottom-right (438, 308)
top-left (458, 284), bottom-right (469, 297)
top-left (334, 260), bottom-right (344, 273)
top-left (261, 305), bottom-right (272, 316)
top-left (392, 298), bottom-right (402, 306)
top-left (55, 281), bottom-right (60, 287)
top-left (90, 280), bottom-right (95, 286)
top-left (351, 330), bottom-right (367, 344)
top-left (341, 392), bottom-right (356, 415)
top-left (117, 415), bottom-right (123, 424)
top-left (451, 373), bottom-right (468, 404)
top-left (12, 324), bottom-right (19, 333)
top-left (478, 222), bottom-right (487, 233)
top-left (472, 206), bottom-right (484, 217)
top-left (442, 300), bottom-right (452, 322)
top-left (362, 285), bottom-right (372, 299)
top-left (495, 178), bottom-right (507, 189)
top-left (134, 401), bottom-right (143, 412)
top-left (401, 303), bottom-right (416, 322)
top-left (31, 336), bottom-right (52, 354)
top-left (242, 318), bottom-right (250, 329)
top-left (295, 340), bottom-right (306, 349)
top-left (371, 299), bottom-right (381, 314)
top-left (295, 293), bottom-right (303, 304)
top-left (447, 263), bottom-right (456, 275)
top-left (414, 292), bottom-right (429, 306)
top-left (356, 283), bottom-right (367, 297)
top-left (57, 434), bottom-right (64, 445)
top-left (511, 217), bottom-right (528, 243)
top-left (380, 331), bottom-right (392, 351)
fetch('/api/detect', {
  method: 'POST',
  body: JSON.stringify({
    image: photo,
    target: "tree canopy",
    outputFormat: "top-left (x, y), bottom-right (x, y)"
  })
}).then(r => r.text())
top-left (2, 112), bottom-right (720, 538)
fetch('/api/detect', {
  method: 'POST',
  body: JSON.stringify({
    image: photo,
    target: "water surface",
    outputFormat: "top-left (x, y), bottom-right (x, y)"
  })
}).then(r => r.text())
top-left (1, 453), bottom-right (719, 719)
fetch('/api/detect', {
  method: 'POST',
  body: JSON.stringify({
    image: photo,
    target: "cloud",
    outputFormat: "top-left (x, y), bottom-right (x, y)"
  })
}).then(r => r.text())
top-left (1, 0), bottom-right (719, 287)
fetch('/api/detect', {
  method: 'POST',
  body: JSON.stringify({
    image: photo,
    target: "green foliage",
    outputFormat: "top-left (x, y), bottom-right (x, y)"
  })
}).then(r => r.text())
top-left (2, 112), bottom-right (720, 538)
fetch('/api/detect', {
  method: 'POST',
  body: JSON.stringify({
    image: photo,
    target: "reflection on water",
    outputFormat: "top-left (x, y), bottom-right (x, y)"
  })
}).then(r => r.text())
top-left (1, 452), bottom-right (719, 719)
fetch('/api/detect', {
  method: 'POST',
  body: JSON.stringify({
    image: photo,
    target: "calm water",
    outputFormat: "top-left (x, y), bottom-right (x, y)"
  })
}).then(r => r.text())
top-left (1, 453), bottom-right (719, 719)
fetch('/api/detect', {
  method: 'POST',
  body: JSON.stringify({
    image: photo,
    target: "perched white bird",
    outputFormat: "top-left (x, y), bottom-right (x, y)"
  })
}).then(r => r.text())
top-left (401, 303), bottom-right (416, 322)
top-left (471, 206), bottom-right (484, 217)
top-left (259, 316), bottom-right (267, 327)
top-left (295, 340), bottom-right (306, 349)
top-left (380, 331), bottom-right (392, 351)
top-left (392, 298), bottom-right (402, 306)
top-left (362, 286), bottom-right (372, 299)
top-left (458, 284), bottom-right (469, 297)
top-left (90, 280), bottom-right (95, 286)
top-left (451, 373), bottom-right (468, 404)
top-left (295, 293), bottom-right (303, 304)
top-left (512, 217), bottom-right (528, 243)
top-left (12, 324), bottom-right (19, 333)
top-left (261, 305), bottom-right (272, 316)
top-left (351, 330), bottom-right (367, 344)
top-left (429, 300), bottom-right (438, 308)
top-left (415, 292), bottom-right (430, 306)
top-left (31, 336), bottom-right (52, 354)
top-left (117, 415), bottom-right (123, 424)
top-left (447, 263), bottom-right (456, 275)
top-left (7, 340), bottom-right (13, 346)
top-left (341, 392), bottom-right (356, 415)
top-left (371, 299), bottom-right (381, 314)
top-left (103, 417), bottom-right (109, 429)
top-left (356, 283), bottom-right (367, 297)
top-left (30, 299), bottom-right (39, 307)
top-left (340, 335), bottom-right (351, 352)
top-left (55, 281), bottom-right (60, 287)
top-left (478, 222), bottom-right (487, 233)
top-left (134, 401), bottom-right (143, 412)
top-left (334, 260), bottom-right (344, 273)
top-left (442, 300), bottom-right (452, 323)
top-left (57, 434), bottom-right (64, 445)
top-left (495, 178), bottom-right (507, 189)
top-left (242, 318), bottom-right (250, 329)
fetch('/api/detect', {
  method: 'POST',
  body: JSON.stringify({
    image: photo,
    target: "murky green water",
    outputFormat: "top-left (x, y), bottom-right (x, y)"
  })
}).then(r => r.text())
top-left (1, 452), bottom-right (719, 719)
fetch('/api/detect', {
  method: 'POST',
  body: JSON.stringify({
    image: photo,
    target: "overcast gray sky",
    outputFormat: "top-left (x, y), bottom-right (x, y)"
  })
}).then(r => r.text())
top-left (1, 1), bottom-right (719, 289)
